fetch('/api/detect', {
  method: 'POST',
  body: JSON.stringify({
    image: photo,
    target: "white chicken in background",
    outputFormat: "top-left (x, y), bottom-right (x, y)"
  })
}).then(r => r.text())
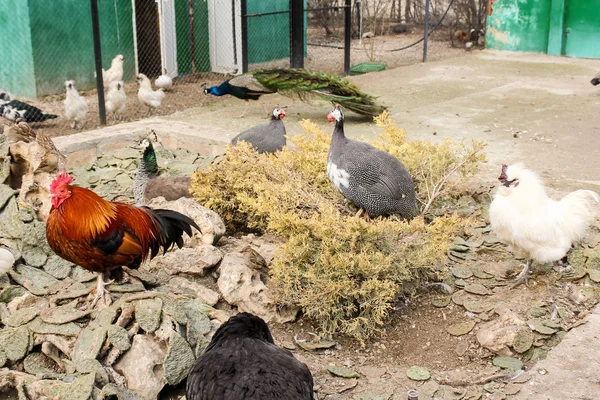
top-left (63, 80), bottom-right (88, 130)
top-left (155, 69), bottom-right (173, 90)
top-left (0, 248), bottom-right (15, 275)
top-left (105, 80), bottom-right (127, 121)
top-left (99, 54), bottom-right (125, 87)
top-left (490, 164), bottom-right (599, 288)
top-left (136, 73), bottom-right (165, 116)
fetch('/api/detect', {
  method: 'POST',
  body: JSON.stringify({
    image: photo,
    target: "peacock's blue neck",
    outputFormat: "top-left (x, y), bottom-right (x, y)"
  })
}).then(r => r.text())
top-left (208, 81), bottom-right (232, 96)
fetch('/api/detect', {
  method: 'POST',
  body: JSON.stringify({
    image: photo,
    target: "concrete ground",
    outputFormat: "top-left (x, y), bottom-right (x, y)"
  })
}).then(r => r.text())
top-left (54, 50), bottom-right (600, 399)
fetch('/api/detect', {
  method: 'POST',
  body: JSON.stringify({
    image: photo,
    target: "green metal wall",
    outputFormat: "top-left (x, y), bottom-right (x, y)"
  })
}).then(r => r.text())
top-left (487, 0), bottom-right (600, 59)
top-left (0, 0), bottom-right (36, 98)
top-left (486, 0), bottom-right (552, 52)
top-left (247, 0), bottom-right (307, 64)
top-left (563, 0), bottom-right (600, 58)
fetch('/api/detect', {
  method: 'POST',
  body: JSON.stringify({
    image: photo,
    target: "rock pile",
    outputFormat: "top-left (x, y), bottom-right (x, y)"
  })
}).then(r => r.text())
top-left (0, 124), bottom-right (294, 399)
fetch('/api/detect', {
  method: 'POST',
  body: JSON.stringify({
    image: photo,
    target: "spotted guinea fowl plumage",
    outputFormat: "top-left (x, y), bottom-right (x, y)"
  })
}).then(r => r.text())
top-left (186, 312), bottom-right (315, 400)
top-left (326, 105), bottom-right (419, 219)
top-left (231, 106), bottom-right (287, 154)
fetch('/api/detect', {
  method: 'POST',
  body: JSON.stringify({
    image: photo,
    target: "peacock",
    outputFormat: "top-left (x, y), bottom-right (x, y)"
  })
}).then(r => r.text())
top-left (133, 132), bottom-right (192, 205)
top-left (203, 68), bottom-right (386, 118)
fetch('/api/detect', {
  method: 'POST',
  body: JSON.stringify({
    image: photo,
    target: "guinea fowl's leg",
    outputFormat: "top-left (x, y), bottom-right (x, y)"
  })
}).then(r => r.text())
top-left (511, 259), bottom-right (533, 289)
top-left (355, 208), bottom-right (364, 218)
top-left (239, 101), bottom-right (250, 118)
top-left (90, 272), bottom-right (113, 308)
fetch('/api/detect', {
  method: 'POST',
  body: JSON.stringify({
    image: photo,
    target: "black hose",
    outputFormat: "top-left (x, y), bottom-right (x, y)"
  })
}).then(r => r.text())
top-left (389, 0), bottom-right (457, 52)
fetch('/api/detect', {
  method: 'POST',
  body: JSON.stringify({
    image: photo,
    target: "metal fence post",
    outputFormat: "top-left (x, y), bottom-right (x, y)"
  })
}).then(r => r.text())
top-left (90, 0), bottom-right (106, 125)
top-left (289, 0), bottom-right (305, 68)
top-left (344, 0), bottom-right (351, 75)
top-left (423, 0), bottom-right (430, 62)
top-left (241, 0), bottom-right (249, 73)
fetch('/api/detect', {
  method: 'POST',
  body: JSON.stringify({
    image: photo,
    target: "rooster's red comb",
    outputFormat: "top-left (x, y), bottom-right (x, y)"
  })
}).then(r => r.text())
top-left (49, 171), bottom-right (73, 193)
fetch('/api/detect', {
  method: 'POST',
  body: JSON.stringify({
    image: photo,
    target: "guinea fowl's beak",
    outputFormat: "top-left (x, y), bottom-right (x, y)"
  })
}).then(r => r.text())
top-left (327, 112), bottom-right (334, 123)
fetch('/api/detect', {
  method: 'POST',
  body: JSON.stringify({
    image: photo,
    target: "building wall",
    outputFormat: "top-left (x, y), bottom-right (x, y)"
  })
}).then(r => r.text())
top-left (0, 0), bottom-right (36, 98)
top-left (486, 0), bottom-right (600, 59)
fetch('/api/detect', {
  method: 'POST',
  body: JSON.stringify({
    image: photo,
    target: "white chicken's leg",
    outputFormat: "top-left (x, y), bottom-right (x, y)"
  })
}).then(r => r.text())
top-left (90, 272), bottom-right (112, 308)
top-left (511, 260), bottom-right (533, 289)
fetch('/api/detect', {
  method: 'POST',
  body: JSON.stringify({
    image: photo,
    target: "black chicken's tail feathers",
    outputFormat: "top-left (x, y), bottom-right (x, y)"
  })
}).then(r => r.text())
top-left (147, 208), bottom-right (201, 258)
top-left (41, 114), bottom-right (58, 121)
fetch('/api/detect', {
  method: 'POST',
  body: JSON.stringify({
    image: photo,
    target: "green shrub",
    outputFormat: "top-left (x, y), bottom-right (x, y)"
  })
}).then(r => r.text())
top-left (191, 113), bottom-right (486, 341)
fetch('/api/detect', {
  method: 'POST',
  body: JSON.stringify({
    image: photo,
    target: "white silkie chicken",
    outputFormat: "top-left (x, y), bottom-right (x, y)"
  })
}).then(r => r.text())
top-left (63, 80), bottom-right (88, 130)
top-left (155, 69), bottom-right (173, 90)
top-left (105, 80), bottom-right (127, 121)
top-left (136, 73), bottom-right (165, 116)
top-left (101, 54), bottom-right (125, 87)
top-left (490, 164), bottom-right (599, 288)
top-left (0, 248), bottom-right (15, 275)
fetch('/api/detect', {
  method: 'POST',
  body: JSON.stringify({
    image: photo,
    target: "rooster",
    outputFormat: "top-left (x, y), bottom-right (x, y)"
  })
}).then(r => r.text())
top-left (46, 172), bottom-right (200, 307)
top-left (489, 164), bottom-right (599, 288)
top-left (136, 74), bottom-right (165, 116)
top-left (64, 80), bottom-right (88, 130)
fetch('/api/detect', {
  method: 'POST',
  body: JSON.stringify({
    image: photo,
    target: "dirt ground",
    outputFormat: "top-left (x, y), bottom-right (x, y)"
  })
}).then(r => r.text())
top-left (5, 43), bottom-right (600, 399)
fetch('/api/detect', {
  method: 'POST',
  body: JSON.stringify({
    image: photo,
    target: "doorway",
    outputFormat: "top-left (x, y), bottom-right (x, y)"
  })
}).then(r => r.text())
top-left (134, 0), bottom-right (161, 77)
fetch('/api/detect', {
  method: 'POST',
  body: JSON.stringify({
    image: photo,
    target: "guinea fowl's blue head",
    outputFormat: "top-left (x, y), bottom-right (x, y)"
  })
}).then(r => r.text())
top-left (203, 81), bottom-right (231, 96)
top-left (205, 312), bottom-right (274, 351)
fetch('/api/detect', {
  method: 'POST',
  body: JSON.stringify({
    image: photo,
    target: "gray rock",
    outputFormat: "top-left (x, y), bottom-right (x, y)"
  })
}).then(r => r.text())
top-left (148, 245), bottom-right (223, 276)
top-left (0, 184), bottom-right (16, 209)
top-left (18, 208), bottom-right (35, 223)
top-left (28, 317), bottom-right (82, 337)
top-left (0, 197), bottom-right (23, 240)
top-left (167, 161), bottom-right (199, 176)
top-left (21, 220), bottom-right (52, 254)
top-left (21, 245), bottom-right (48, 268)
top-left (1, 325), bottom-right (30, 361)
top-left (112, 148), bottom-right (140, 160)
top-left (164, 330), bottom-right (196, 385)
top-left (114, 334), bottom-right (167, 400)
top-left (147, 197), bottom-right (226, 245)
top-left (35, 373), bottom-right (96, 400)
top-left (135, 298), bottom-right (163, 333)
top-left (43, 255), bottom-right (74, 279)
top-left (108, 324), bottom-right (132, 352)
top-left (181, 299), bottom-right (212, 349)
top-left (5, 306), bottom-right (39, 327)
top-left (11, 264), bottom-right (58, 295)
top-left (218, 252), bottom-right (299, 323)
top-left (40, 305), bottom-right (92, 324)
top-left (70, 265), bottom-right (97, 283)
top-left (0, 285), bottom-right (27, 303)
top-left (101, 383), bottom-right (146, 400)
top-left (167, 277), bottom-right (219, 306)
top-left (75, 358), bottom-right (110, 385)
top-left (0, 347), bottom-right (6, 367)
top-left (115, 173), bottom-right (133, 188)
top-left (24, 352), bottom-right (64, 376)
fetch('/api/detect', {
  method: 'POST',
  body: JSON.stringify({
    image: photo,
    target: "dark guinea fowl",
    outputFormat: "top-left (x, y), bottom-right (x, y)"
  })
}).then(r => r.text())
top-left (186, 312), bottom-right (315, 400)
top-left (231, 106), bottom-right (287, 154)
top-left (203, 68), bottom-right (386, 118)
top-left (326, 105), bottom-right (419, 220)
top-left (591, 71), bottom-right (600, 86)
top-left (0, 91), bottom-right (57, 123)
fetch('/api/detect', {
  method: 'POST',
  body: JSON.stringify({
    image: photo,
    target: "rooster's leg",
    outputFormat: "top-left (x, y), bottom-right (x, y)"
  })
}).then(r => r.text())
top-left (90, 272), bottom-right (113, 308)
top-left (511, 260), bottom-right (533, 289)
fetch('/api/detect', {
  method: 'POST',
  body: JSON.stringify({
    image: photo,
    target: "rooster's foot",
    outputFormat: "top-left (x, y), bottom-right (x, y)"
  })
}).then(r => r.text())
top-left (90, 274), bottom-right (113, 308)
top-left (510, 262), bottom-right (532, 289)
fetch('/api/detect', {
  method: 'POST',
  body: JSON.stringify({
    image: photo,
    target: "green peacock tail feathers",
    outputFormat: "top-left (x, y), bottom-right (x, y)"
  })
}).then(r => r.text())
top-left (249, 68), bottom-right (387, 118)
top-left (143, 141), bottom-right (159, 176)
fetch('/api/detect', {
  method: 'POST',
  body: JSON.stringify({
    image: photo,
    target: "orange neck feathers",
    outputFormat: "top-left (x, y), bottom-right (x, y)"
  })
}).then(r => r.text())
top-left (53, 185), bottom-right (118, 240)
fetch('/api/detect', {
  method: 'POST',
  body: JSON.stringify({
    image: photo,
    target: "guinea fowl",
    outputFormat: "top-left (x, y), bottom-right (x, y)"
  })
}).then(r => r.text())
top-left (186, 312), bottom-right (315, 400)
top-left (326, 105), bottom-right (419, 220)
top-left (203, 68), bottom-right (386, 118)
top-left (133, 134), bottom-right (192, 205)
top-left (591, 71), bottom-right (600, 86)
top-left (231, 106), bottom-right (287, 154)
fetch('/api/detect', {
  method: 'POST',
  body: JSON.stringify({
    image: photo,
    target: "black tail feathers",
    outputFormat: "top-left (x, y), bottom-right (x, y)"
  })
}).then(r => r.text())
top-left (147, 208), bottom-right (201, 258)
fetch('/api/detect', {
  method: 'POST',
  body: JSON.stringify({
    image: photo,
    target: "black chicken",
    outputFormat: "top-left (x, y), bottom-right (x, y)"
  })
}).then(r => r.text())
top-left (186, 312), bottom-right (315, 400)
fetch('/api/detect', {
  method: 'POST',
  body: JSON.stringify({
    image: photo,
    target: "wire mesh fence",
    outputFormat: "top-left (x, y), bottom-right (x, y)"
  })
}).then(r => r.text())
top-left (0, 0), bottom-right (486, 137)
